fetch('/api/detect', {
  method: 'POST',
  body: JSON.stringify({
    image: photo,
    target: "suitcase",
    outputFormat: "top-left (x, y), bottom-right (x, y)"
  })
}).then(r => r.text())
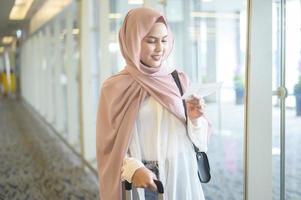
top-left (124, 180), bottom-right (164, 200)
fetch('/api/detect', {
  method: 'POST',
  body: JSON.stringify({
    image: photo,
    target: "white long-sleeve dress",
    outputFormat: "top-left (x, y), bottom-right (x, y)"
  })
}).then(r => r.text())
top-left (122, 96), bottom-right (209, 200)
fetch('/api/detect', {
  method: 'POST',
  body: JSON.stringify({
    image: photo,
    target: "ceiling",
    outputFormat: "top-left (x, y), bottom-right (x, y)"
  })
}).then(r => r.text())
top-left (0, 1), bottom-right (19, 40)
top-left (0, 0), bottom-right (45, 47)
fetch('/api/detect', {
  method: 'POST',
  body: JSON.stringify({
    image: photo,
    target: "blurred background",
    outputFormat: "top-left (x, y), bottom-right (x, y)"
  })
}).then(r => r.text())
top-left (0, 0), bottom-right (300, 199)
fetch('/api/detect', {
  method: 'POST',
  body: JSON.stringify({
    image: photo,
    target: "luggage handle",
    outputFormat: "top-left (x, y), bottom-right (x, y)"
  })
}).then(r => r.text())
top-left (124, 180), bottom-right (164, 194)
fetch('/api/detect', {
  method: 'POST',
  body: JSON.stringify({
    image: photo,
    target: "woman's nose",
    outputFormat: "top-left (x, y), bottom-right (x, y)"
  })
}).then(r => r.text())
top-left (155, 41), bottom-right (163, 52)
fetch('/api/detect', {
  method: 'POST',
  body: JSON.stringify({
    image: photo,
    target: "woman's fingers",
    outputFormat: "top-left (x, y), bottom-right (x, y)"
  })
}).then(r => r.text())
top-left (148, 179), bottom-right (158, 192)
top-left (187, 96), bottom-right (205, 105)
top-left (188, 98), bottom-right (200, 105)
top-left (190, 105), bottom-right (203, 109)
top-left (186, 97), bottom-right (205, 119)
top-left (132, 167), bottom-right (158, 191)
top-left (186, 102), bottom-right (205, 110)
top-left (187, 107), bottom-right (203, 118)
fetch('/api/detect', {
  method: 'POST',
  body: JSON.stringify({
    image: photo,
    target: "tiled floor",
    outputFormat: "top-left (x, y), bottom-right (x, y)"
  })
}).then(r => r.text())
top-left (0, 99), bottom-right (99, 200)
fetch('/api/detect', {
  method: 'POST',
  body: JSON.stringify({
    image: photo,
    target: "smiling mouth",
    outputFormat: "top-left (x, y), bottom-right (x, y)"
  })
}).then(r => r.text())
top-left (151, 55), bottom-right (162, 61)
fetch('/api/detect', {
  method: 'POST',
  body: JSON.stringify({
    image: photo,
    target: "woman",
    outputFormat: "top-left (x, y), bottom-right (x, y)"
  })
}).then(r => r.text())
top-left (96, 7), bottom-right (211, 200)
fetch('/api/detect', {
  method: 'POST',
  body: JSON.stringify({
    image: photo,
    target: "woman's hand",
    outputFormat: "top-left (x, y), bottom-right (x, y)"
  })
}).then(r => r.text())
top-left (132, 167), bottom-right (158, 192)
top-left (186, 96), bottom-right (205, 120)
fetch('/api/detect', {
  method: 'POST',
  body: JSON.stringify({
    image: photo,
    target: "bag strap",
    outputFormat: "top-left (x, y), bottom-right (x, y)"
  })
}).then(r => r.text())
top-left (171, 70), bottom-right (200, 153)
top-left (171, 70), bottom-right (187, 125)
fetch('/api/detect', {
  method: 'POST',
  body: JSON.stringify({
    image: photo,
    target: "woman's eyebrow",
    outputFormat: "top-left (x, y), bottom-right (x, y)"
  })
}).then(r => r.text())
top-left (147, 35), bottom-right (168, 39)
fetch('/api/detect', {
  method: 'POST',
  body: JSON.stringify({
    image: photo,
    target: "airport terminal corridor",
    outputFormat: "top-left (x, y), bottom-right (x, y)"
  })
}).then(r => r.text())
top-left (0, 0), bottom-right (300, 199)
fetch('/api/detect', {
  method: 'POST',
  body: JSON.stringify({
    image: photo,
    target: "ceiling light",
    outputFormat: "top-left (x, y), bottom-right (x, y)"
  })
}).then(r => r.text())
top-left (72, 28), bottom-right (79, 35)
top-left (128, 0), bottom-right (144, 4)
top-left (2, 37), bottom-right (14, 44)
top-left (108, 13), bottom-right (122, 19)
top-left (191, 12), bottom-right (239, 19)
top-left (16, 29), bottom-right (22, 38)
top-left (29, 0), bottom-right (72, 33)
top-left (9, 0), bottom-right (34, 20)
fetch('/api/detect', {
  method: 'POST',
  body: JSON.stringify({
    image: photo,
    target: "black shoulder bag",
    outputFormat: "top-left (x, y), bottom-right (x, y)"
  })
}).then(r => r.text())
top-left (171, 70), bottom-right (211, 183)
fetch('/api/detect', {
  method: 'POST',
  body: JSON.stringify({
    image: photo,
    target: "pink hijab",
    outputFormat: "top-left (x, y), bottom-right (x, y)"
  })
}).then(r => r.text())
top-left (96, 7), bottom-right (189, 200)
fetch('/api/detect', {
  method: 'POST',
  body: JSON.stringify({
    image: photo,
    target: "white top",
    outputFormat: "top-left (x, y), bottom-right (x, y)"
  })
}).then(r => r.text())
top-left (121, 96), bottom-right (209, 200)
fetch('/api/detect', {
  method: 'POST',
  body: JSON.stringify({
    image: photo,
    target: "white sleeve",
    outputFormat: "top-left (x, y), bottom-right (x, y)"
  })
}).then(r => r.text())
top-left (187, 116), bottom-right (209, 152)
top-left (121, 157), bottom-right (144, 183)
top-left (121, 116), bottom-right (145, 183)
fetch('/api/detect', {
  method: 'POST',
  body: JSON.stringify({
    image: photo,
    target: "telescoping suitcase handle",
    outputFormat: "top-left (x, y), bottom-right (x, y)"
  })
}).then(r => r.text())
top-left (124, 180), bottom-right (164, 200)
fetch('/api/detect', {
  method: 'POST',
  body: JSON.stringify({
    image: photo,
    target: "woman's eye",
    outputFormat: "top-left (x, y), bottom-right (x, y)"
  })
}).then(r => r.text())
top-left (147, 40), bottom-right (156, 43)
top-left (146, 38), bottom-right (167, 43)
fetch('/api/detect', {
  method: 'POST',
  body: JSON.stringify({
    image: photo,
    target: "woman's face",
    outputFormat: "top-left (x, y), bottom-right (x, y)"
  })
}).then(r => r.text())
top-left (140, 22), bottom-right (168, 68)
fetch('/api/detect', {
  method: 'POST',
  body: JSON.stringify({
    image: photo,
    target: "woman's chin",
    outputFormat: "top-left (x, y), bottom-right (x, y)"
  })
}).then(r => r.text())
top-left (149, 61), bottom-right (162, 68)
top-left (141, 59), bottom-right (162, 68)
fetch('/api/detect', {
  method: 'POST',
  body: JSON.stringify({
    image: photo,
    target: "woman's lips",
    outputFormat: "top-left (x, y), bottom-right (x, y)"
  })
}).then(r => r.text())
top-left (151, 55), bottom-right (162, 60)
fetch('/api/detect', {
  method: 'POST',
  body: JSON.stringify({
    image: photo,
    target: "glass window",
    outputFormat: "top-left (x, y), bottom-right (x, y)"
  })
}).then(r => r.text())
top-left (272, 0), bottom-right (301, 199)
top-left (20, 1), bottom-right (81, 153)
